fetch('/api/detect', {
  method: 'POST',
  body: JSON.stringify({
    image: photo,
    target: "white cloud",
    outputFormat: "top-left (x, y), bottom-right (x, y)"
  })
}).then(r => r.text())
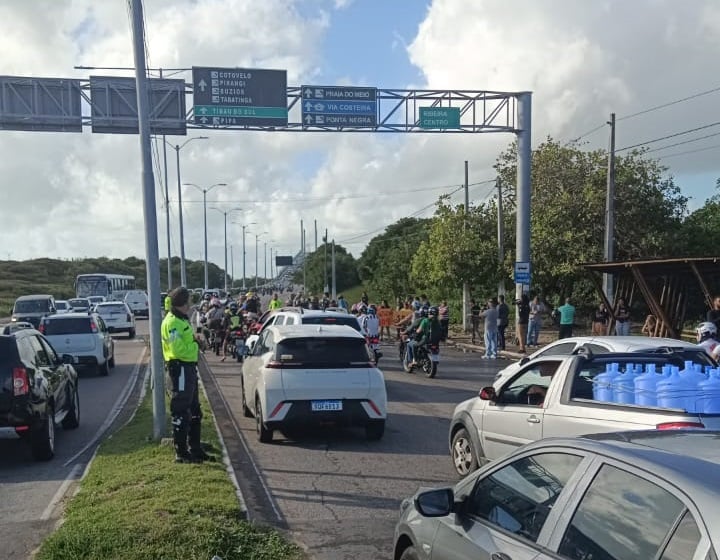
top-left (1, 0), bottom-right (719, 277)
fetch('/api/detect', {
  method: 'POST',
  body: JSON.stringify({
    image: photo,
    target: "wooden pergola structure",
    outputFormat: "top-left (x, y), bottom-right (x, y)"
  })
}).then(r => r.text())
top-left (584, 257), bottom-right (720, 338)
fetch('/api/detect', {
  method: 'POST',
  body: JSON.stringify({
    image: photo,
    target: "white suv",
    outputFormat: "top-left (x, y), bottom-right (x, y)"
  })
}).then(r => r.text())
top-left (40, 312), bottom-right (115, 376)
top-left (242, 324), bottom-right (387, 442)
top-left (94, 301), bottom-right (136, 338)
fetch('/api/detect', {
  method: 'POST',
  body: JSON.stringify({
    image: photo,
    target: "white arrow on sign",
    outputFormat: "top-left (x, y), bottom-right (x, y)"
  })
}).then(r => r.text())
top-left (200, 116), bottom-right (208, 124)
top-left (304, 88), bottom-right (312, 98)
top-left (304, 114), bottom-right (313, 124)
top-left (199, 107), bottom-right (208, 115)
top-left (304, 101), bottom-right (314, 112)
top-left (198, 79), bottom-right (207, 92)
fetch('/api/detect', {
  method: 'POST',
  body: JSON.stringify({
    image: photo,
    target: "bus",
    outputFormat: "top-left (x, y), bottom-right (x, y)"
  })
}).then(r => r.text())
top-left (75, 273), bottom-right (136, 302)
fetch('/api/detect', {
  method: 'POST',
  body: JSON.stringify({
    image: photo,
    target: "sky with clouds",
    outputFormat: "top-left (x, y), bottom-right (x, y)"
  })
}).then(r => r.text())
top-left (1, 0), bottom-right (719, 281)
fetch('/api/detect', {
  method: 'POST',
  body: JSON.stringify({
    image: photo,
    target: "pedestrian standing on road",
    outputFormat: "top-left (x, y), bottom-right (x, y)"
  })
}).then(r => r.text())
top-left (515, 294), bottom-right (530, 353)
top-left (591, 302), bottom-right (609, 336)
top-left (527, 295), bottom-right (544, 347)
top-left (438, 300), bottom-right (450, 341)
top-left (557, 297), bottom-right (576, 339)
top-left (706, 295), bottom-right (720, 332)
top-left (161, 287), bottom-right (211, 464)
top-left (497, 295), bottom-right (509, 351)
top-left (614, 297), bottom-right (631, 336)
top-left (470, 298), bottom-right (481, 344)
top-left (481, 298), bottom-right (499, 359)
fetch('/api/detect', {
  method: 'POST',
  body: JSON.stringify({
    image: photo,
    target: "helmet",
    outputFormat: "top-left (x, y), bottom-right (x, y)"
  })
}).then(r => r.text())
top-left (359, 305), bottom-right (367, 314)
top-left (211, 297), bottom-right (221, 308)
top-left (697, 321), bottom-right (717, 341)
top-left (229, 302), bottom-right (239, 312)
top-left (246, 291), bottom-right (254, 298)
top-left (429, 306), bottom-right (439, 317)
top-left (420, 307), bottom-right (428, 318)
top-left (412, 301), bottom-right (421, 311)
top-left (367, 306), bottom-right (376, 316)
top-left (203, 293), bottom-right (212, 301)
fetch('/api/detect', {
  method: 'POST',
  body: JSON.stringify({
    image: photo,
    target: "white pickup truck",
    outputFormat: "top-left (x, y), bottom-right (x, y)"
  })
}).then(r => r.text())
top-left (449, 348), bottom-right (720, 476)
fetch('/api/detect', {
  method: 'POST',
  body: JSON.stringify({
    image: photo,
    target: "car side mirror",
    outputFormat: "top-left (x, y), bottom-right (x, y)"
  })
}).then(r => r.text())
top-left (62, 353), bottom-right (76, 365)
top-left (479, 386), bottom-right (497, 401)
top-left (246, 340), bottom-right (256, 353)
top-left (519, 356), bottom-right (530, 366)
top-left (415, 488), bottom-right (455, 517)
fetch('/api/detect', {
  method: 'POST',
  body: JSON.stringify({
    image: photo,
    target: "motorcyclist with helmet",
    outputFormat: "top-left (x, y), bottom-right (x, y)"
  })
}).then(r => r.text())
top-left (221, 301), bottom-right (244, 362)
top-left (409, 306), bottom-right (442, 368)
top-left (403, 306), bottom-right (427, 369)
top-left (204, 298), bottom-right (225, 351)
top-left (243, 291), bottom-right (260, 320)
top-left (696, 321), bottom-right (720, 359)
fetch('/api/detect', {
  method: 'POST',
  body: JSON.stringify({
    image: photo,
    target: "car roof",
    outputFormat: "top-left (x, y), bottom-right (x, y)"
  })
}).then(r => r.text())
top-left (15, 294), bottom-right (53, 300)
top-left (540, 336), bottom-right (698, 350)
top-left (44, 312), bottom-right (94, 319)
top-left (96, 301), bottom-right (125, 306)
top-left (268, 324), bottom-right (364, 340)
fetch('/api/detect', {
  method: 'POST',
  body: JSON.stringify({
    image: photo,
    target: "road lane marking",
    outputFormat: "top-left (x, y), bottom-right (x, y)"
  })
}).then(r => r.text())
top-left (40, 463), bottom-right (83, 520)
top-left (62, 345), bottom-right (148, 467)
top-left (201, 356), bottom-right (282, 522)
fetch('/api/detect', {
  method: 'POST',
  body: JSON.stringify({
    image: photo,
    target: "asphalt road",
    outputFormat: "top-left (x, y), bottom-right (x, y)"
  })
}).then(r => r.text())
top-left (201, 338), bottom-right (508, 560)
top-left (0, 322), bottom-right (148, 560)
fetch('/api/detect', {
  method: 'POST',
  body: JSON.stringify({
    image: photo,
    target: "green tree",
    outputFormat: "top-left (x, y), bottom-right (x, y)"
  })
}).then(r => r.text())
top-left (293, 244), bottom-right (359, 294)
top-left (678, 179), bottom-right (720, 256)
top-left (357, 217), bottom-right (430, 301)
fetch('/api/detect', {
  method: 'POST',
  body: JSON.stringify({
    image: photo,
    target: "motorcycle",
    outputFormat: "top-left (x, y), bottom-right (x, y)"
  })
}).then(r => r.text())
top-left (366, 335), bottom-right (382, 365)
top-left (210, 328), bottom-right (225, 356)
top-left (403, 341), bottom-right (439, 378)
top-left (398, 333), bottom-right (408, 364)
top-left (226, 328), bottom-right (246, 362)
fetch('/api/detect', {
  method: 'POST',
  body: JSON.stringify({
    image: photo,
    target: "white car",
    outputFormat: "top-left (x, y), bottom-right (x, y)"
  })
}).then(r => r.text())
top-left (241, 324), bottom-right (387, 442)
top-left (124, 290), bottom-right (149, 317)
top-left (87, 296), bottom-right (106, 310)
top-left (40, 312), bottom-right (115, 376)
top-left (495, 336), bottom-right (709, 382)
top-left (94, 301), bottom-right (136, 338)
top-left (54, 300), bottom-right (72, 314)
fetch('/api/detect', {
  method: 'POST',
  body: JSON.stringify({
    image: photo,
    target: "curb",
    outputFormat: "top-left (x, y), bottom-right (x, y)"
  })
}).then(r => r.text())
top-left (445, 338), bottom-right (526, 360)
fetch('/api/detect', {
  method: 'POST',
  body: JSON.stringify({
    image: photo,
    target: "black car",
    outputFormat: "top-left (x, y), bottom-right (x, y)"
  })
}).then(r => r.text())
top-left (0, 328), bottom-right (80, 460)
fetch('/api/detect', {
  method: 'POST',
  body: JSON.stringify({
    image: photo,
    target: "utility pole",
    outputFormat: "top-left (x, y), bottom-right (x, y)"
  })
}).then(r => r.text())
top-left (130, 0), bottom-right (164, 440)
top-left (160, 67), bottom-right (171, 291)
top-left (515, 92), bottom-right (532, 303)
top-left (462, 160), bottom-right (470, 333)
top-left (331, 240), bottom-right (336, 300)
top-left (303, 228), bottom-right (307, 290)
top-left (175, 147), bottom-right (186, 287)
top-left (604, 113), bottom-right (616, 304)
top-left (497, 177), bottom-right (505, 296)
top-left (323, 228), bottom-right (329, 293)
top-left (314, 219), bottom-right (318, 252)
top-left (230, 244), bottom-right (234, 288)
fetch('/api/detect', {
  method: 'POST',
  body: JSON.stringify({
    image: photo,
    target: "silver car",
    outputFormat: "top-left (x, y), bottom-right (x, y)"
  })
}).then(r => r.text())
top-left (395, 430), bottom-right (720, 560)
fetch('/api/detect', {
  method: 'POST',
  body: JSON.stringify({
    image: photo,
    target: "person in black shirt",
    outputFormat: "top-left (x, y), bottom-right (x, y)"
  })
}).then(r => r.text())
top-left (591, 303), bottom-right (609, 336)
top-left (497, 295), bottom-right (510, 351)
top-left (515, 294), bottom-right (530, 353)
top-left (707, 295), bottom-right (720, 332)
top-left (470, 299), bottom-right (481, 344)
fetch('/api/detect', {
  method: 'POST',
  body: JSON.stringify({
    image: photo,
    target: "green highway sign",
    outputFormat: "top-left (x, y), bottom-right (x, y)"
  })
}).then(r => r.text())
top-left (194, 105), bottom-right (288, 119)
top-left (419, 106), bottom-right (461, 129)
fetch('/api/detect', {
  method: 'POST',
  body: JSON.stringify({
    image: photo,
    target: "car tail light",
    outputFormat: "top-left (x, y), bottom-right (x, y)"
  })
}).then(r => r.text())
top-left (38, 323), bottom-right (45, 334)
top-left (127, 313), bottom-right (132, 322)
top-left (366, 400), bottom-right (382, 416)
top-left (13, 367), bottom-right (29, 396)
top-left (656, 421), bottom-right (705, 430)
top-left (265, 360), bottom-right (282, 369)
top-left (14, 425), bottom-right (30, 434)
top-left (90, 321), bottom-right (98, 333)
top-left (268, 402), bottom-right (285, 418)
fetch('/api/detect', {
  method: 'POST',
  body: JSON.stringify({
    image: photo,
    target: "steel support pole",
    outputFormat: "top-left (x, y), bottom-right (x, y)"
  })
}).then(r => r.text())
top-left (203, 189), bottom-right (208, 290)
top-left (176, 147), bottom-right (187, 287)
top-left (130, 0), bottom-right (164, 440)
top-left (264, 241), bottom-right (267, 282)
top-left (462, 160), bottom-right (470, 333)
top-left (515, 92), bottom-right (532, 301)
top-left (230, 244), bottom-right (234, 287)
top-left (255, 235), bottom-right (259, 289)
top-left (603, 113), bottom-right (616, 303)
top-left (242, 226), bottom-right (247, 290)
top-left (497, 177), bottom-right (505, 296)
top-left (223, 212), bottom-right (228, 293)
top-left (331, 240), bottom-right (336, 300)
top-left (160, 69), bottom-right (171, 291)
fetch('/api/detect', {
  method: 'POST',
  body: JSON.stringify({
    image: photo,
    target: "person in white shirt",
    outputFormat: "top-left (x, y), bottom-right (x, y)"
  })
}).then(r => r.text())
top-left (696, 321), bottom-right (720, 359)
top-left (362, 305), bottom-right (381, 338)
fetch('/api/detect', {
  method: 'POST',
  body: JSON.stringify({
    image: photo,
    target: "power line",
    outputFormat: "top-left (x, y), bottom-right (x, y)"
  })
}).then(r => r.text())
top-left (617, 120), bottom-right (720, 152)
top-left (656, 143), bottom-right (720, 160)
top-left (644, 130), bottom-right (720, 154)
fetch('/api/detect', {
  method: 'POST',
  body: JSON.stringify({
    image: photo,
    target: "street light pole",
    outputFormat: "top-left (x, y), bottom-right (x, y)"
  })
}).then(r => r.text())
top-left (184, 182), bottom-right (227, 290)
top-left (253, 231), bottom-right (268, 290)
top-left (210, 207), bottom-right (242, 294)
top-left (235, 221), bottom-right (256, 291)
top-left (167, 136), bottom-right (207, 287)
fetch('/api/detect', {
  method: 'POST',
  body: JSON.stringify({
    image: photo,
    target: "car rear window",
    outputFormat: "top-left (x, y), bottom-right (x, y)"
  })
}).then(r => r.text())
top-left (0, 337), bottom-right (18, 365)
top-left (14, 299), bottom-right (50, 313)
top-left (43, 317), bottom-right (91, 335)
top-left (69, 299), bottom-right (89, 307)
top-left (301, 316), bottom-right (361, 332)
top-left (275, 337), bottom-right (371, 367)
top-left (97, 304), bottom-right (127, 314)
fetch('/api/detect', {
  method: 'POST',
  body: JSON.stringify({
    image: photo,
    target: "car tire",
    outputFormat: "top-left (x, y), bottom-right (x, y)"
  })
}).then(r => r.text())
top-left (365, 420), bottom-right (385, 441)
top-left (426, 362), bottom-right (438, 378)
top-left (451, 427), bottom-right (479, 477)
top-left (128, 328), bottom-right (136, 339)
top-left (241, 381), bottom-right (252, 418)
top-left (399, 546), bottom-right (420, 560)
top-left (31, 405), bottom-right (55, 461)
top-left (99, 359), bottom-right (110, 377)
top-left (255, 397), bottom-right (273, 443)
top-left (62, 384), bottom-right (80, 429)
top-left (109, 354), bottom-right (116, 368)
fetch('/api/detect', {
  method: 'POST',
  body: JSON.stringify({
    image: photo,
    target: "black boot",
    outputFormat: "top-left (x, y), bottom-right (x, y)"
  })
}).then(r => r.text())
top-left (188, 421), bottom-right (213, 461)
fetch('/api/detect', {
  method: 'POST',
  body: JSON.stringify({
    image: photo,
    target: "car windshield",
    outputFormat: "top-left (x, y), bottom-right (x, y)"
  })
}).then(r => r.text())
top-left (14, 300), bottom-right (49, 313)
top-left (69, 299), bottom-right (89, 308)
top-left (56, 302), bottom-right (68, 310)
top-left (97, 304), bottom-right (126, 314)
top-left (275, 337), bottom-right (370, 367)
top-left (43, 318), bottom-right (91, 335)
top-left (301, 316), bottom-right (361, 332)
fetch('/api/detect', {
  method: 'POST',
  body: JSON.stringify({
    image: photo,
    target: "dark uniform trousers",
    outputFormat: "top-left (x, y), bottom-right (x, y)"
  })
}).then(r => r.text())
top-left (166, 359), bottom-right (202, 455)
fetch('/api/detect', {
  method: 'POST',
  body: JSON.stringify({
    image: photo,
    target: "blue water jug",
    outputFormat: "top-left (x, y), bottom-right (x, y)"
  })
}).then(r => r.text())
top-left (615, 366), bottom-right (639, 405)
top-left (634, 364), bottom-right (661, 406)
top-left (657, 369), bottom-right (693, 411)
top-left (661, 365), bottom-right (672, 377)
top-left (593, 362), bottom-right (620, 402)
top-left (680, 362), bottom-right (707, 413)
top-left (697, 375), bottom-right (720, 413)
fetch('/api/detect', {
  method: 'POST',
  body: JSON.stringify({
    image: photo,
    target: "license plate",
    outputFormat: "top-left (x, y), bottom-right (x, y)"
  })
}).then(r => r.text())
top-left (311, 400), bottom-right (343, 412)
top-left (430, 353), bottom-right (440, 362)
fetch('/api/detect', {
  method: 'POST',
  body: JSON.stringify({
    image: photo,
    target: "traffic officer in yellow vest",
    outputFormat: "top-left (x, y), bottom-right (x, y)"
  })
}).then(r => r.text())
top-left (161, 287), bottom-right (210, 463)
top-left (163, 293), bottom-right (172, 315)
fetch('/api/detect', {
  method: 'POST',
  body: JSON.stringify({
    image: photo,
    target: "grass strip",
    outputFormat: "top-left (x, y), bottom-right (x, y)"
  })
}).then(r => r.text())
top-left (36, 378), bottom-right (303, 560)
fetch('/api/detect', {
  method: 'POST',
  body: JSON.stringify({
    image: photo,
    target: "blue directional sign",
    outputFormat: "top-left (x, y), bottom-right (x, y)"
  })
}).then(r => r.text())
top-left (301, 86), bottom-right (377, 127)
top-left (514, 261), bottom-right (531, 284)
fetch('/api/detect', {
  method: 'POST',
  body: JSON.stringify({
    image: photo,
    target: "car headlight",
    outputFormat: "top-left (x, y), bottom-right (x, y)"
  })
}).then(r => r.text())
top-left (399, 497), bottom-right (412, 514)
